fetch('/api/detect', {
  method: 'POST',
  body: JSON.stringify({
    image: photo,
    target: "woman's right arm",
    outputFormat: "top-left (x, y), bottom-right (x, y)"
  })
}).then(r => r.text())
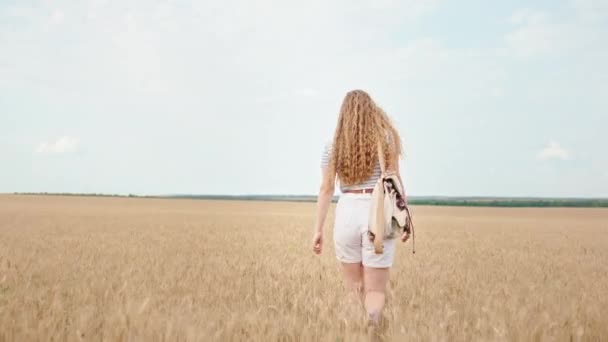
top-left (312, 165), bottom-right (336, 255)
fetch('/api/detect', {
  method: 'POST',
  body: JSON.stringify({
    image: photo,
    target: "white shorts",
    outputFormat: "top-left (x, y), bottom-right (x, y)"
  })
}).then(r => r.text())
top-left (333, 193), bottom-right (396, 268)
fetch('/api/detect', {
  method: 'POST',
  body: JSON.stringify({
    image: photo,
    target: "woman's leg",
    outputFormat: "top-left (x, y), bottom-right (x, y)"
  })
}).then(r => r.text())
top-left (337, 262), bottom-right (365, 323)
top-left (363, 267), bottom-right (390, 323)
top-left (334, 195), bottom-right (365, 307)
top-left (341, 262), bottom-right (364, 302)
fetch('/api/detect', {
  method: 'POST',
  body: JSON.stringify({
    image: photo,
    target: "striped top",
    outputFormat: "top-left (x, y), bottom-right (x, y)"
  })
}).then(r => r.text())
top-left (320, 141), bottom-right (382, 192)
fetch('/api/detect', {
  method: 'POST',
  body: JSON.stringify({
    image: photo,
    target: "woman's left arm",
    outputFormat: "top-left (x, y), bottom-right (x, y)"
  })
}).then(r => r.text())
top-left (390, 151), bottom-right (411, 243)
top-left (388, 150), bottom-right (407, 202)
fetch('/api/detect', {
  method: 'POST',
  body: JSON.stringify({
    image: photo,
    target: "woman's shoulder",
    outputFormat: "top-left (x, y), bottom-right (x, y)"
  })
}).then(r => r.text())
top-left (321, 136), bottom-right (334, 153)
top-left (320, 139), bottom-right (333, 168)
top-left (384, 129), bottom-right (393, 142)
top-left (385, 129), bottom-right (401, 148)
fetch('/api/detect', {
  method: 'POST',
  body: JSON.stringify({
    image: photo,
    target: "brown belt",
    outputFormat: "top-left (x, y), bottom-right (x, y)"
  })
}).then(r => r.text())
top-left (343, 188), bottom-right (374, 194)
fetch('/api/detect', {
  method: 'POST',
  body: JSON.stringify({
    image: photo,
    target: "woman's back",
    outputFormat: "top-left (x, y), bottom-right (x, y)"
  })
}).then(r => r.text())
top-left (320, 141), bottom-right (382, 192)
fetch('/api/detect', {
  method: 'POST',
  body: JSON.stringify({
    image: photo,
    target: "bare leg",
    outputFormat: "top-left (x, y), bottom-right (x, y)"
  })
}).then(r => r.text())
top-left (339, 262), bottom-right (364, 320)
top-left (363, 267), bottom-right (390, 324)
top-left (341, 262), bottom-right (364, 297)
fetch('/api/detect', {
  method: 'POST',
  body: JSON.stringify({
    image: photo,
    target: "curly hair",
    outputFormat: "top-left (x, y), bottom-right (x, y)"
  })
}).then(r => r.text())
top-left (329, 89), bottom-right (402, 186)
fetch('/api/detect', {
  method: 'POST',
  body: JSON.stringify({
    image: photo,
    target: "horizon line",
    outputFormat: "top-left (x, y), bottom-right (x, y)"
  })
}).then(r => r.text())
top-left (4, 192), bottom-right (608, 200)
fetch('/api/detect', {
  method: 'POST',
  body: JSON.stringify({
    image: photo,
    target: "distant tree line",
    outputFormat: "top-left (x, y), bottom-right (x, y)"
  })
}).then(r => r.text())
top-left (150, 194), bottom-right (608, 208)
top-left (10, 193), bottom-right (608, 208)
top-left (13, 192), bottom-right (143, 198)
top-left (410, 199), bottom-right (608, 208)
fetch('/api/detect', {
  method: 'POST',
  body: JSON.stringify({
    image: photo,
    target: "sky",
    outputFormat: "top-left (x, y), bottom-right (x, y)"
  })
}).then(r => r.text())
top-left (1, 0), bottom-right (607, 197)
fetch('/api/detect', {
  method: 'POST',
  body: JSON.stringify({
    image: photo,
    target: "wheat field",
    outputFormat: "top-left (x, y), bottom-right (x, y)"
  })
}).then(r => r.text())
top-left (0, 195), bottom-right (607, 341)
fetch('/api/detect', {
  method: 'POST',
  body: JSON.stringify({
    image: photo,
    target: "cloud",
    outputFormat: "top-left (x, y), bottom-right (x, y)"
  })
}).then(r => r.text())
top-left (505, 9), bottom-right (563, 58)
top-left (0, 0), bottom-right (443, 102)
top-left (36, 136), bottom-right (80, 154)
top-left (294, 88), bottom-right (319, 98)
top-left (573, 0), bottom-right (608, 22)
top-left (50, 9), bottom-right (64, 24)
top-left (504, 3), bottom-right (608, 59)
top-left (537, 141), bottom-right (570, 161)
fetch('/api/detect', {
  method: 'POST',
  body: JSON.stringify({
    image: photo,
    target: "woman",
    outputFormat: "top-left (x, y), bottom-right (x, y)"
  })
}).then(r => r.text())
top-left (312, 89), bottom-right (410, 328)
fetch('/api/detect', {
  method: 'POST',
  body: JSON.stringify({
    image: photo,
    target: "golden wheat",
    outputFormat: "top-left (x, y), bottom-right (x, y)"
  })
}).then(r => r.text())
top-left (0, 195), bottom-right (607, 341)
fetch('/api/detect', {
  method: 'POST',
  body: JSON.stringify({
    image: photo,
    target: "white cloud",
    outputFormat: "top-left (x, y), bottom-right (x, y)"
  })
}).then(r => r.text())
top-left (573, 0), bottom-right (608, 22)
top-left (0, 0), bottom-right (443, 101)
top-left (294, 88), bottom-right (319, 98)
top-left (36, 136), bottom-right (80, 154)
top-left (50, 9), bottom-right (64, 24)
top-left (537, 141), bottom-right (570, 161)
top-left (504, 3), bottom-right (608, 59)
top-left (509, 8), bottom-right (548, 25)
top-left (505, 9), bottom-right (564, 57)
top-left (489, 87), bottom-right (504, 98)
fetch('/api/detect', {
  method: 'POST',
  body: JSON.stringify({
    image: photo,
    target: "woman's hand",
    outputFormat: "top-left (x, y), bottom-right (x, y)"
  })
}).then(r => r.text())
top-left (400, 231), bottom-right (410, 243)
top-left (312, 231), bottom-right (323, 255)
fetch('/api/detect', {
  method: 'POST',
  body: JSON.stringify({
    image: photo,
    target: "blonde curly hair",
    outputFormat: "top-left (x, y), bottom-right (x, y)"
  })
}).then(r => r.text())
top-left (329, 90), bottom-right (402, 186)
